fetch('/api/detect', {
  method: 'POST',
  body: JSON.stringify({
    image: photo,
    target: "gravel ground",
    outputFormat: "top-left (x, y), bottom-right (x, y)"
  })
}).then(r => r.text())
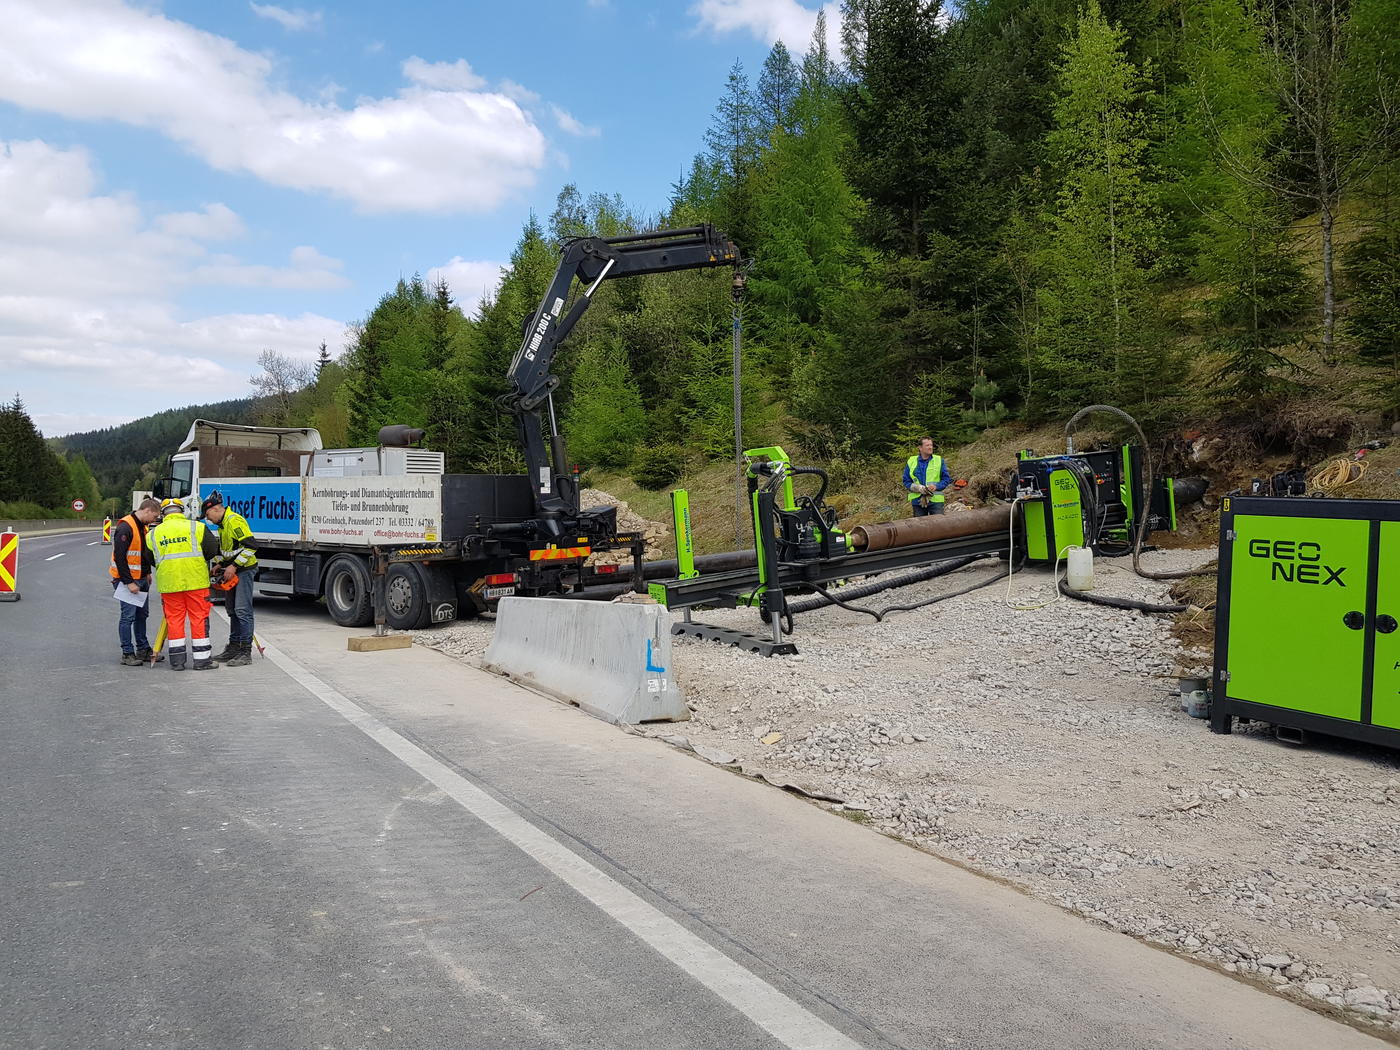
top-left (413, 547), bottom-right (1400, 1036)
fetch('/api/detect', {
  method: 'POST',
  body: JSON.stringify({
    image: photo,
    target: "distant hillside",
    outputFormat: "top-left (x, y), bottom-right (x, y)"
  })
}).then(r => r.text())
top-left (54, 398), bottom-right (261, 497)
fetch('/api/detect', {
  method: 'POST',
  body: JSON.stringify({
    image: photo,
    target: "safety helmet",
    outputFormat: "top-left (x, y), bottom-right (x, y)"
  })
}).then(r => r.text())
top-left (160, 498), bottom-right (185, 516)
top-left (200, 490), bottom-right (224, 515)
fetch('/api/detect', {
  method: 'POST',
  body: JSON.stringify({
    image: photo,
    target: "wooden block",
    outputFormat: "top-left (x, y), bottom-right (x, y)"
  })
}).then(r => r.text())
top-left (347, 634), bottom-right (412, 652)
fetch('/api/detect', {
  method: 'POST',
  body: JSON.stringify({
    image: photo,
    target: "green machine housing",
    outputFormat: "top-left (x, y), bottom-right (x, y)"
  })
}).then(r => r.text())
top-left (1015, 446), bottom-right (1177, 565)
top-left (1211, 496), bottom-right (1400, 748)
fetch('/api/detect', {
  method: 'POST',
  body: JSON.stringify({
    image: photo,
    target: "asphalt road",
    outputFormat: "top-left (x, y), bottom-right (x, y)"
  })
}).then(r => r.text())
top-left (0, 530), bottom-right (1388, 1050)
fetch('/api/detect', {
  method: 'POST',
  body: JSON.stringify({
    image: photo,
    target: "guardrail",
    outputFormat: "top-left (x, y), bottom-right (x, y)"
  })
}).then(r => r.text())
top-left (0, 519), bottom-right (103, 534)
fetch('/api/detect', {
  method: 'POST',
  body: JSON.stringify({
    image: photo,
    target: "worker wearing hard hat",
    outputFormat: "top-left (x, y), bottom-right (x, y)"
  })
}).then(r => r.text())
top-left (147, 498), bottom-right (221, 671)
top-left (904, 436), bottom-right (951, 516)
top-left (201, 491), bottom-right (257, 668)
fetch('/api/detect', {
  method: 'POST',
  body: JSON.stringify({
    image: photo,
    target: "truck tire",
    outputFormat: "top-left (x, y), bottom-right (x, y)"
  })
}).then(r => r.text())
top-left (324, 555), bottom-right (374, 627)
top-left (383, 563), bottom-right (431, 630)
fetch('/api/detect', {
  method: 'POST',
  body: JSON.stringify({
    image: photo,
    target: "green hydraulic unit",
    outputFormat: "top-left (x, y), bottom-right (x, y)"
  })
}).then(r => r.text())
top-left (1211, 495), bottom-right (1400, 749)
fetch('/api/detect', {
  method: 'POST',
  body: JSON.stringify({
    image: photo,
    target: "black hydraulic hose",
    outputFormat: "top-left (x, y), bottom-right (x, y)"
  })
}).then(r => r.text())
top-left (1056, 577), bottom-right (1187, 614)
top-left (1064, 404), bottom-right (1215, 582)
top-left (806, 558), bottom-right (1011, 623)
top-left (785, 554), bottom-right (988, 616)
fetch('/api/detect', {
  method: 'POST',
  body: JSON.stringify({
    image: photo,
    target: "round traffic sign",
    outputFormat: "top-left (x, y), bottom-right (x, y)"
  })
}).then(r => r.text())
top-left (71, 499), bottom-right (86, 512)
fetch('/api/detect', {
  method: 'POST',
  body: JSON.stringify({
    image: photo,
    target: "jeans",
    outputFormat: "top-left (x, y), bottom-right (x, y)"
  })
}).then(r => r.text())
top-left (113, 579), bottom-right (151, 654)
top-left (224, 571), bottom-right (255, 643)
top-left (911, 500), bottom-right (946, 517)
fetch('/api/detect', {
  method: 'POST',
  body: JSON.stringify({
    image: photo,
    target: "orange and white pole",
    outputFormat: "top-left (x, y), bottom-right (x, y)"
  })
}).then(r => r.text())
top-left (0, 529), bottom-right (20, 602)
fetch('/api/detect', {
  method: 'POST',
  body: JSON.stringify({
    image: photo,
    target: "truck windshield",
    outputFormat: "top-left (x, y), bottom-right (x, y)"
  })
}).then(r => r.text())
top-left (169, 458), bottom-right (193, 498)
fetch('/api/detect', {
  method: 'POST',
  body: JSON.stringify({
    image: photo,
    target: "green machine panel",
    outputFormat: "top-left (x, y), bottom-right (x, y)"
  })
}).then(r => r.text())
top-left (1371, 521), bottom-right (1400, 730)
top-left (1225, 513), bottom-right (1368, 720)
top-left (1213, 496), bottom-right (1400, 749)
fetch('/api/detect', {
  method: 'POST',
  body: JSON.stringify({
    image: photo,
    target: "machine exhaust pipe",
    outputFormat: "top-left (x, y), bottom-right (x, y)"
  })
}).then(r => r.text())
top-left (849, 505), bottom-right (1013, 552)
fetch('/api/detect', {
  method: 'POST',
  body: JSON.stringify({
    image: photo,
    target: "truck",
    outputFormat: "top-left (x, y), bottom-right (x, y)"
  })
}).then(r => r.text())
top-left (151, 225), bottom-right (742, 630)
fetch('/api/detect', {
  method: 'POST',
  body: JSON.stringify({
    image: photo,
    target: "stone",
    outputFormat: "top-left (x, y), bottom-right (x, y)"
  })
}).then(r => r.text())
top-left (1303, 982), bottom-right (1332, 999)
top-left (1258, 954), bottom-right (1293, 969)
top-left (1344, 986), bottom-right (1388, 1008)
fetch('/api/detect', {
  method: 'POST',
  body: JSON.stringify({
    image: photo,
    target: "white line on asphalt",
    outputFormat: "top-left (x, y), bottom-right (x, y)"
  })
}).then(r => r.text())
top-left (258, 639), bottom-right (866, 1050)
top-left (87, 541), bottom-right (100, 546)
top-left (45, 553), bottom-right (66, 561)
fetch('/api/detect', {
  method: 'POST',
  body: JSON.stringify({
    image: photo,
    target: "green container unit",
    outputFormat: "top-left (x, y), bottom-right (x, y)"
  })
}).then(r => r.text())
top-left (1211, 496), bottom-right (1400, 747)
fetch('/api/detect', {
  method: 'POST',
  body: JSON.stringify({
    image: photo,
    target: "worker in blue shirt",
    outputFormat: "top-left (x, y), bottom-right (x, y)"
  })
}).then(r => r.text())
top-left (903, 436), bottom-right (952, 517)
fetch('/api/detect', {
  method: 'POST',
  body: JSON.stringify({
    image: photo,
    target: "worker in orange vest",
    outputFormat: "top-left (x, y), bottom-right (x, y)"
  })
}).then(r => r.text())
top-left (110, 498), bottom-right (162, 666)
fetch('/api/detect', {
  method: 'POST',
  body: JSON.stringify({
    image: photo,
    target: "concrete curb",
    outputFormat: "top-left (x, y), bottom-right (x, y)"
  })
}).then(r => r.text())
top-left (483, 597), bottom-right (688, 725)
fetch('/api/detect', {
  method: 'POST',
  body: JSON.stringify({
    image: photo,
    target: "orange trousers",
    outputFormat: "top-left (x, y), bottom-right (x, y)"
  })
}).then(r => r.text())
top-left (161, 589), bottom-right (212, 665)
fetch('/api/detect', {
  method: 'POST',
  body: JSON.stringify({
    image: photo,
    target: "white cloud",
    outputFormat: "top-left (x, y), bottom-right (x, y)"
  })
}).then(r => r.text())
top-left (691, 0), bottom-right (842, 54)
top-left (498, 80), bottom-right (542, 107)
top-left (0, 139), bottom-right (345, 425)
top-left (402, 56), bottom-right (486, 92)
top-left (426, 258), bottom-right (504, 319)
top-left (0, 0), bottom-right (548, 214)
top-left (550, 105), bottom-right (600, 138)
top-left (249, 3), bottom-right (323, 32)
top-left (156, 203), bottom-right (246, 241)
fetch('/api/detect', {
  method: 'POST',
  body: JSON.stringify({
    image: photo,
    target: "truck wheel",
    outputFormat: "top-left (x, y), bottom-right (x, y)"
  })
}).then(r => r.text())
top-left (383, 563), bottom-right (430, 630)
top-left (324, 555), bottom-right (374, 627)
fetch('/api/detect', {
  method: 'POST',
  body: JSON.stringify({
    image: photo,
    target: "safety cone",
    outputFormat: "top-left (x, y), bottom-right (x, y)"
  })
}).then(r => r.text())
top-left (0, 529), bottom-right (20, 602)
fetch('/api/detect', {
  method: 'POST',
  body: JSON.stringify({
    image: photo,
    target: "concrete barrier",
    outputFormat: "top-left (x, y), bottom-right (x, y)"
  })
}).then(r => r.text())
top-left (483, 597), bottom-right (688, 725)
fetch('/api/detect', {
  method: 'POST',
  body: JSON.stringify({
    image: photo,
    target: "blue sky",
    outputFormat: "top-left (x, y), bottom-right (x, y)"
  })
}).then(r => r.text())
top-left (0, 0), bottom-right (841, 436)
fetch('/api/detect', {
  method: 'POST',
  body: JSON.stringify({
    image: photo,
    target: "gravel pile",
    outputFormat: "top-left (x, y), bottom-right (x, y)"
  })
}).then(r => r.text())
top-left (413, 546), bottom-right (1400, 1034)
top-left (579, 488), bottom-right (668, 565)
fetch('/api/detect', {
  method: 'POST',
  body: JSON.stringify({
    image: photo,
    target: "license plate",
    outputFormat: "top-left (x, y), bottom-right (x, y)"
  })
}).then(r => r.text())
top-left (485, 586), bottom-right (515, 599)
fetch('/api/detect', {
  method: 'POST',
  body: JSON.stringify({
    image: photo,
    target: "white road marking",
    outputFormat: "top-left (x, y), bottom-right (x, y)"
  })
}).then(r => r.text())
top-left (45, 553), bottom-right (66, 561)
top-left (258, 638), bottom-right (866, 1050)
top-left (87, 541), bottom-right (100, 546)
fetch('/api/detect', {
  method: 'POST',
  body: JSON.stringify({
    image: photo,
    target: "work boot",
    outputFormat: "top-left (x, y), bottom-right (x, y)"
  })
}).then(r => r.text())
top-left (169, 650), bottom-right (188, 671)
top-left (191, 659), bottom-right (219, 671)
top-left (120, 652), bottom-right (142, 667)
top-left (138, 647), bottom-right (163, 664)
top-left (223, 642), bottom-right (252, 667)
top-left (212, 641), bottom-right (241, 663)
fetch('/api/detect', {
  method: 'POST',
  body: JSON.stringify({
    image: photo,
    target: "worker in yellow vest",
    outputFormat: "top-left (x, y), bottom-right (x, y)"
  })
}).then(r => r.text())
top-left (201, 491), bottom-right (258, 667)
top-left (109, 497), bottom-right (162, 666)
top-left (147, 499), bottom-right (221, 671)
top-left (903, 436), bottom-right (951, 517)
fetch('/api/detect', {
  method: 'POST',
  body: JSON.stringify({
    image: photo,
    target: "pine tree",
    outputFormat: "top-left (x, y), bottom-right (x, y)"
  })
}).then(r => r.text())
top-left (1165, 0), bottom-right (1308, 414)
top-left (565, 339), bottom-right (647, 468)
top-left (1033, 0), bottom-right (1174, 420)
top-left (459, 216), bottom-right (559, 473)
top-left (314, 341), bottom-right (332, 378)
top-left (757, 41), bottom-right (801, 138)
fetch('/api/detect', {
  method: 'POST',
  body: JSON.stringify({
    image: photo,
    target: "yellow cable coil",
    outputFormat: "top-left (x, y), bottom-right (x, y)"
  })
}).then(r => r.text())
top-left (1310, 458), bottom-right (1367, 493)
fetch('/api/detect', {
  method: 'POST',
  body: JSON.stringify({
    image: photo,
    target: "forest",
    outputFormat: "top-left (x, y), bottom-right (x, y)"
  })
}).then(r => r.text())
top-left (18, 0), bottom-right (1400, 515)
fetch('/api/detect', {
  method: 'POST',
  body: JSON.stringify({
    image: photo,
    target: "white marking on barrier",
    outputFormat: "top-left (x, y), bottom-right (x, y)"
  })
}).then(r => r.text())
top-left (257, 638), bottom-right (865, 1050)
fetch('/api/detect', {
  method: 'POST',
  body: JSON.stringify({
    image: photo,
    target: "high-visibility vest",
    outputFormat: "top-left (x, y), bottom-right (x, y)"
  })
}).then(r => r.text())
top-left (147, 513), bottom-right (210, 593)
top-left (217, 509), bottom-right (258, 568)
top-left (906, 454), bottom-right (946, 503)
top-left (108, 514), bottom-right (145, 581)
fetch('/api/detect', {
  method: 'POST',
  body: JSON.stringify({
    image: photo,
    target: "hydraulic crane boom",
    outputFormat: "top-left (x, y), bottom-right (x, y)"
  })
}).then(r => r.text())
top-left (502, 224), bottom-right (741, 539)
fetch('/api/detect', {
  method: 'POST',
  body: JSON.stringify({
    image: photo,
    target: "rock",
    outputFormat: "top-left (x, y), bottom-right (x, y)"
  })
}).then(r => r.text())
top-left (1344, 986), bottom-right (1388, 1008)
top-left (1304, 982), bottom-right (1332, 999)
top-left (1258, 954), bottom-right (1293, 969)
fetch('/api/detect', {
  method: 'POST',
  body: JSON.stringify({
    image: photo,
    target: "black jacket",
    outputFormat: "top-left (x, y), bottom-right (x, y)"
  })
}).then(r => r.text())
top-left (111, 517), bottom-right (156, 586)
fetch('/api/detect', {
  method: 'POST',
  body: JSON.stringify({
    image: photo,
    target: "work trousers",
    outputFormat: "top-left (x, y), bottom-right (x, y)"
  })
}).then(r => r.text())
top-left (112, 579), bottom-right (151, 654)
top-left (161, 589), bottom-right (213, 667)
top-left (911, 500), bottom-right (946, 517)
top-left (223, 571), bottom-right (254, 644)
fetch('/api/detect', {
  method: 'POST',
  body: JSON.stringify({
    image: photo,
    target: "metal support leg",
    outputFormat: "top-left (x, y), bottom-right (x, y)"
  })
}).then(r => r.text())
top-left (371, 550), bottom-right (388, 637)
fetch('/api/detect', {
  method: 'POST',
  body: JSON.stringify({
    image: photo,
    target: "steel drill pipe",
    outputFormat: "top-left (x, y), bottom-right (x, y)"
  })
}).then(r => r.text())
top-left (849, 505), bottom-right (1014, 552)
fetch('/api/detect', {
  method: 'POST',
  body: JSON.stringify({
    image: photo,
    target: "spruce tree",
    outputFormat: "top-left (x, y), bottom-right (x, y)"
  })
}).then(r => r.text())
top-left (1033, 0), bottom-right (1174, 420)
